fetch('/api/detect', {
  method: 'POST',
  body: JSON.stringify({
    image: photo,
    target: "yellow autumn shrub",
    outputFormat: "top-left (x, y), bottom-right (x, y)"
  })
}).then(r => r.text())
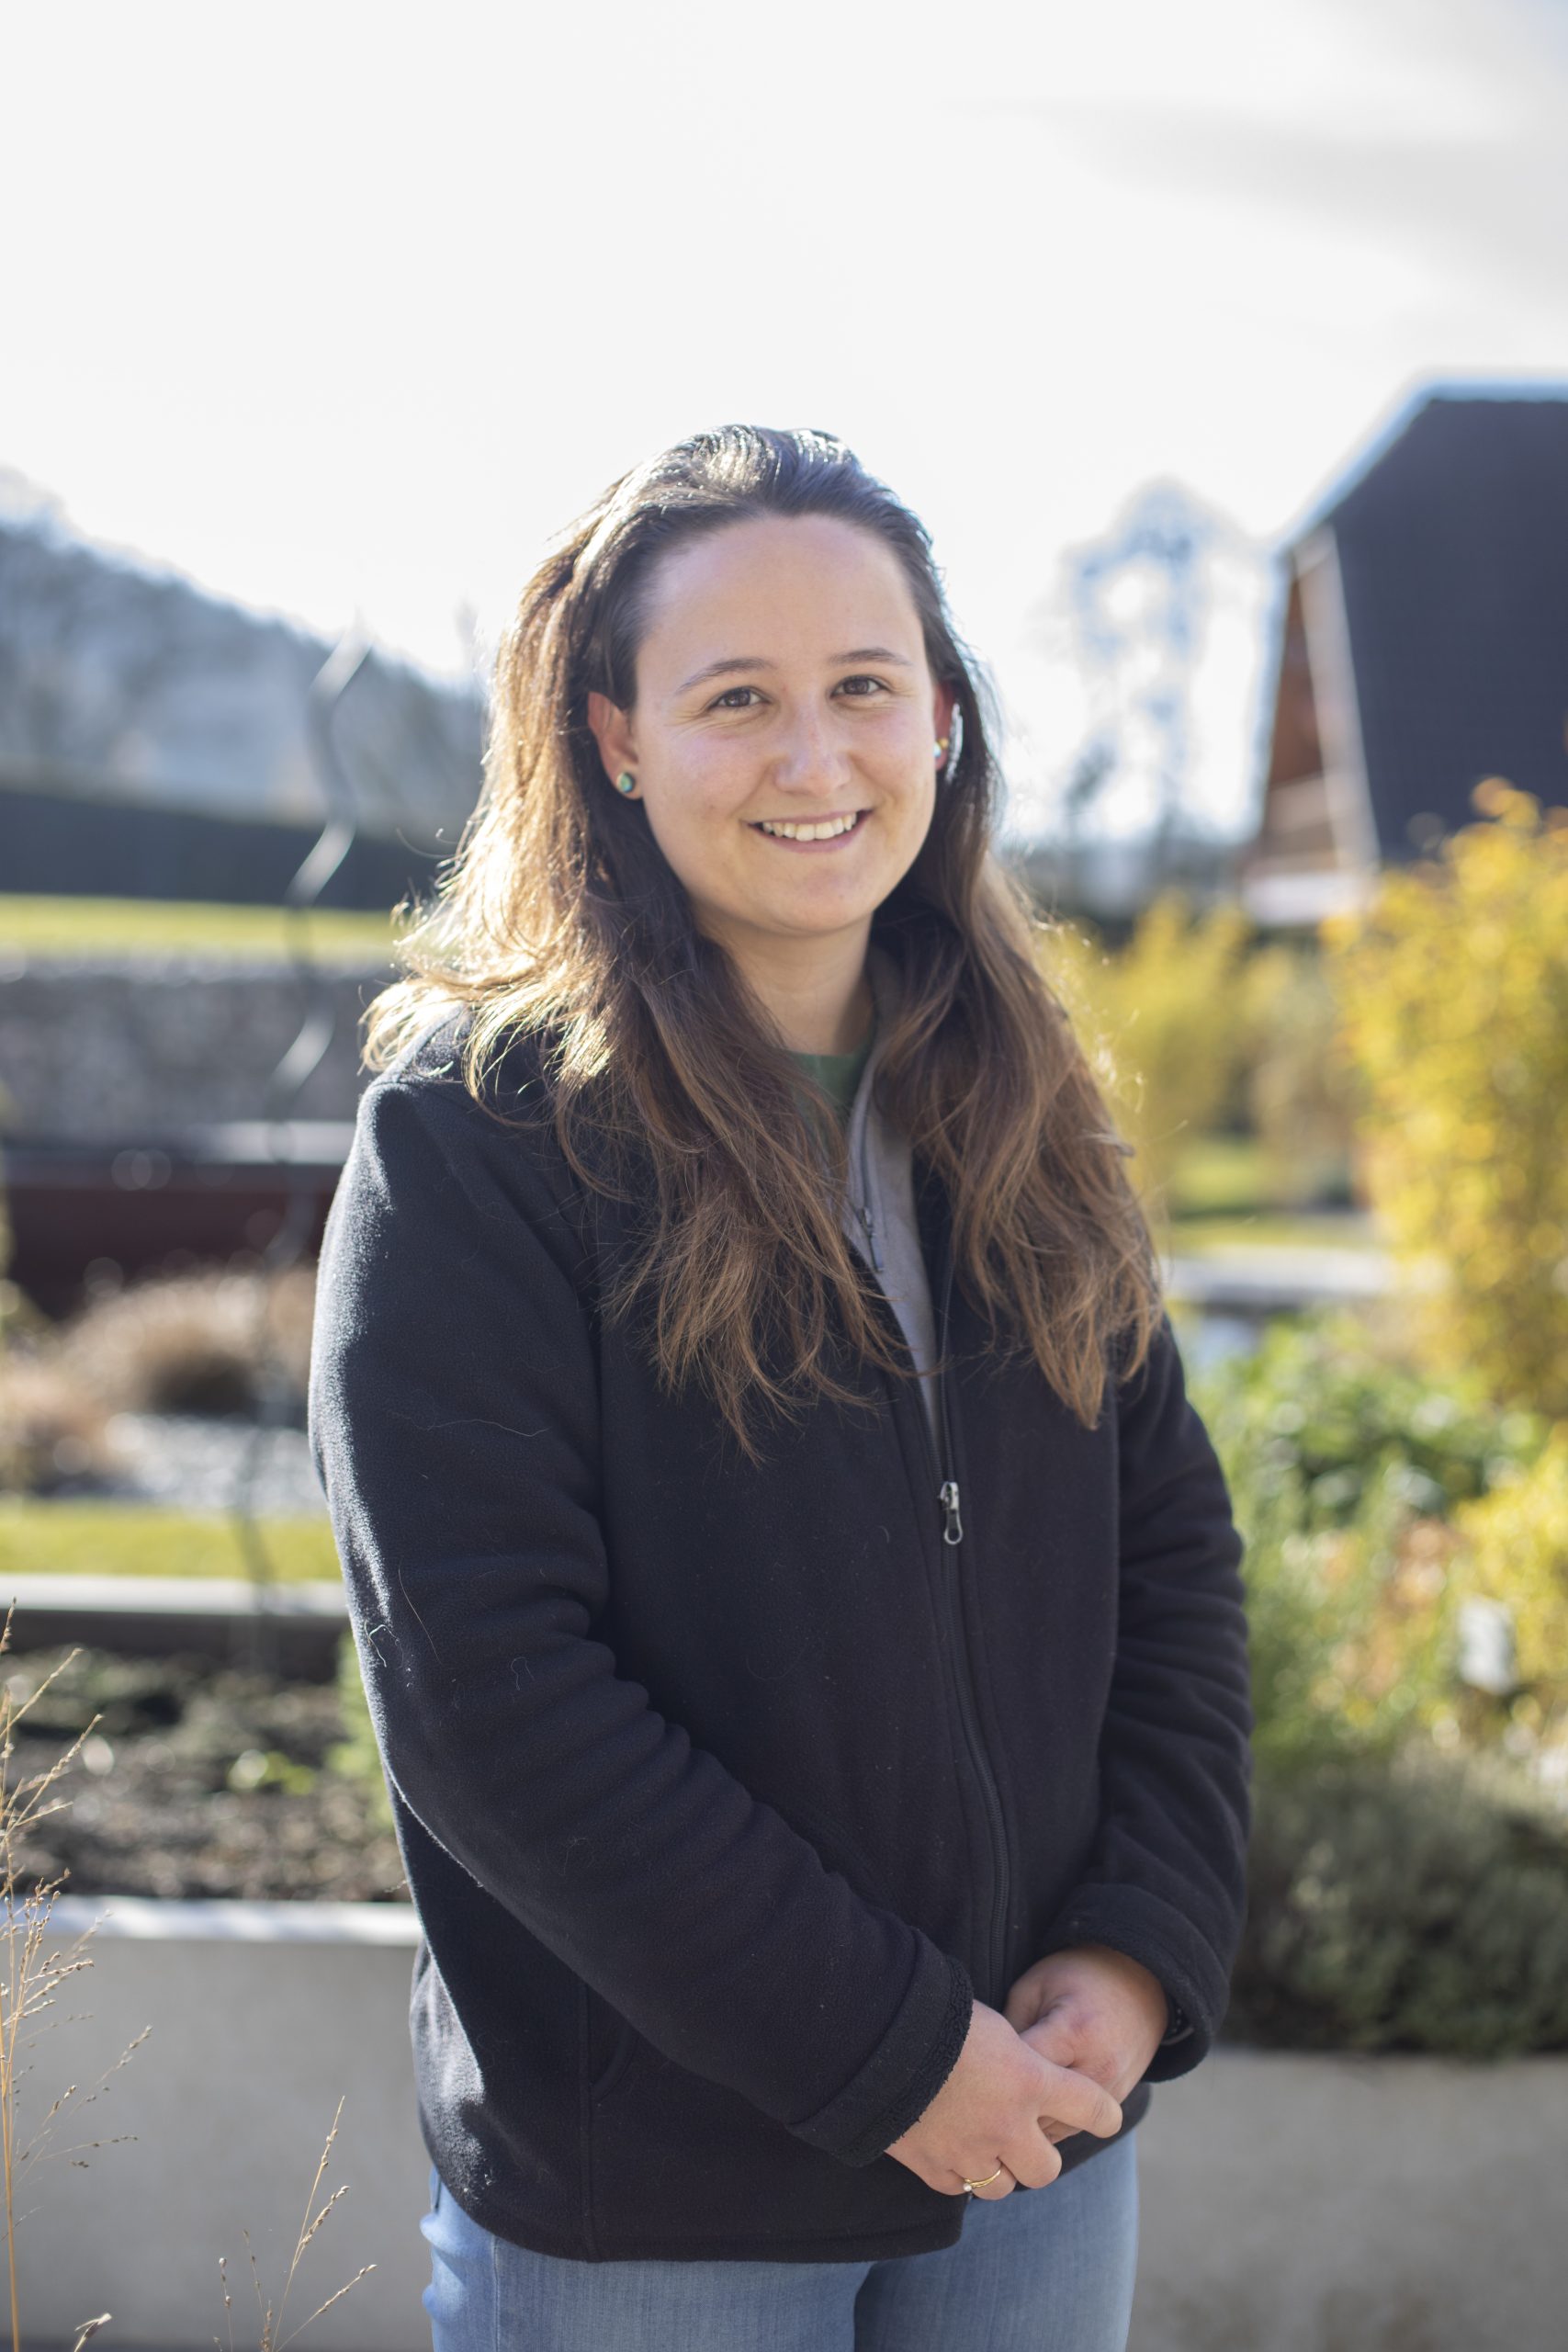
top-left (1239, 942), bottom-right (1357, 1207)
top-left (1040, 891), bottom-right (1252, 1220)
top-left (1323, 781), bottom-right (1568, 1418)
top-left (1451, 1426), bottom-right (1568, 1730)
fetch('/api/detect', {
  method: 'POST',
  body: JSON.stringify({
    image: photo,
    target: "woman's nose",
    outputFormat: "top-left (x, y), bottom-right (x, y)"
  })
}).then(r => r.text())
top-left (771, 712), bottom-right (851, 795)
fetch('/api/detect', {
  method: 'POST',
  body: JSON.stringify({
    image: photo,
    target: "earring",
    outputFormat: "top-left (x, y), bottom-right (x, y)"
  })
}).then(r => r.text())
top-left (615, 772), bottom-right (637, 796)
top-left (934, 737), bottom-right (950, 763)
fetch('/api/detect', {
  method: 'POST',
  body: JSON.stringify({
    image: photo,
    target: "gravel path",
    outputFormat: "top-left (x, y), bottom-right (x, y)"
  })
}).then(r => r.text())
top-left (96, 1413), bottom-right (326, 1517)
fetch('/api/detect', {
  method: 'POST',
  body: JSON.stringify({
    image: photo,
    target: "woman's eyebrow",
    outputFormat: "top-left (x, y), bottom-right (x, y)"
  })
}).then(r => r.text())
top-left (678, 656), bottom-right (774, 693)
top-left (676, 647), bottom-right (914, 694)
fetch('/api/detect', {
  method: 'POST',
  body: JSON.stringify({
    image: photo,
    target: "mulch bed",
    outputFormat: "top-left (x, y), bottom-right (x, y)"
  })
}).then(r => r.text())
top-left (5, 1645), bottom-right (410, 1904)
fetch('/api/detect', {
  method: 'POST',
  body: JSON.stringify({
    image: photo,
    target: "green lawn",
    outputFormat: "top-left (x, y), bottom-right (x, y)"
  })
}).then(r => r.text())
top-left (1164, 1212), bottom-right (1384, 1254)
top-left (1167, 1133), bottom-right (1274, 1216)
top-left (1164, 1132), bottom-right (1362, 1240)
top-left (0, 1499), bottom-right (340, 1582)
top-left (0, 893), bottom-right (400, 964)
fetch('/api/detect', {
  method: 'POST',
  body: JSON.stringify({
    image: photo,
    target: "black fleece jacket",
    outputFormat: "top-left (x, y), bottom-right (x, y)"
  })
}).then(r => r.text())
top-left (308, 1013), bottom-right (1253, 2265)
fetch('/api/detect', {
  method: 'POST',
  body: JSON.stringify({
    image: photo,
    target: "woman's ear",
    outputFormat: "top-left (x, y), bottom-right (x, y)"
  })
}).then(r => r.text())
top-left (586, 690), bottom-right (637, 789)
top-left (932, 680), bottom-right (957, 756)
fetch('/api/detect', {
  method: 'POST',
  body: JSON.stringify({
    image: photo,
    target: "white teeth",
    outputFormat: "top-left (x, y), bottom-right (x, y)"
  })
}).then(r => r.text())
top-left (757, 813), bottom-right (863, 841)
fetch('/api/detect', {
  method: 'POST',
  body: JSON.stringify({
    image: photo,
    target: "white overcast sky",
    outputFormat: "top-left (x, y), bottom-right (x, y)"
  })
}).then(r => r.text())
top-left (5, 0), bottom-right (1567, 840)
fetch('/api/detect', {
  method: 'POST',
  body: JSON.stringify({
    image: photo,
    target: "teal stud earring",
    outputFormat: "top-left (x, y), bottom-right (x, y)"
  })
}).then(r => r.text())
top-left (615, 771), bottom-right (637, 796)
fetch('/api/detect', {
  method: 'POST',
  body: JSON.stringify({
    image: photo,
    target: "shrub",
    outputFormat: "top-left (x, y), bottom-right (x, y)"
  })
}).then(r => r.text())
top-left (1228, 1748), bottom-right (1568, 2056)
top-left (1226, 1459), bottom-right (1469, 1777)
top-left (0, 1353), bottom-right (114, 1495)
top-left (1237, 942), bottom-right (1357, 1208)
top-left (1450, 1426), bottom-right (1568, 1753)
top-left (1040, 892), bottom-right (1253, 1218)
top-left (1323, 780), bottom-right (1568, 1418)
top-left (1190, 1310), bottom-right (1547, 1774)
top-left (57, 1264), bottom-right (315, 1421)
top-left (1192, 1309), bottom-right (1545, 1533)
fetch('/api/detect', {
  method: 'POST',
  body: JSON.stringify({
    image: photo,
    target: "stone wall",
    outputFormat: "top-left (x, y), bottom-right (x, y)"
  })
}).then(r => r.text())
top-left (0, 957), bottom-right (389, 1144)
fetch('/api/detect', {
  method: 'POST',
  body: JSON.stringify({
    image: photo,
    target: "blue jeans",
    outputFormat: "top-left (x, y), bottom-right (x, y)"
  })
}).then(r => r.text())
top-left (422, 2134), bottom-right (1139, 2351)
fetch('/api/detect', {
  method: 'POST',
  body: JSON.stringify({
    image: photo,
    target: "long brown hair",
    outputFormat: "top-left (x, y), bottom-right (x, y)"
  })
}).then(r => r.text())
top-left (366, 424), bottom-right (1162, 1453)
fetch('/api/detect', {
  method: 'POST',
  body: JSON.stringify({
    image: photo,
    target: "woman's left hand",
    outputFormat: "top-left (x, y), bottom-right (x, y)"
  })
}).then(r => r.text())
top-left (1002, 1944), bottom-right (1169, 2143)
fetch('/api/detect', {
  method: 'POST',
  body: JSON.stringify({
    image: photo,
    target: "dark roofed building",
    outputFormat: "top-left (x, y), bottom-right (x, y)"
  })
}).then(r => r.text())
top-left (1243, 387), bottom-right (1568, 926)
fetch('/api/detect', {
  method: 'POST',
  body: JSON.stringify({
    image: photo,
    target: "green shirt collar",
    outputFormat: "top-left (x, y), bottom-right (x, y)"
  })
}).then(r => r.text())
top-left (789, 1025), bottom-right (875, 1125)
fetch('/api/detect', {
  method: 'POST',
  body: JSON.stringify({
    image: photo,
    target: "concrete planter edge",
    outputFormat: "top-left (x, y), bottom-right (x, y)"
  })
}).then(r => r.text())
top-left (12, 1897), bottom-right (1567, 2352)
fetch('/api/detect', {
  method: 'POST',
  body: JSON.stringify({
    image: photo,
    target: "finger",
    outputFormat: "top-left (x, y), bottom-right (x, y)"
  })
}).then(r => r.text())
top-left (1004, 2130), bottom-right (1064, 2192)
top-left (1030, 2060), bottom-right (1122, 2142)
top-left (961, 2164), bottom-right (1016, 2202)
top-left (1019, 2013), bottom-right (1081, 2063)
top-left (904, 2157), bottom-right (970, 2198)
top-left (1002, 1978), bottom-right (1047, 2030)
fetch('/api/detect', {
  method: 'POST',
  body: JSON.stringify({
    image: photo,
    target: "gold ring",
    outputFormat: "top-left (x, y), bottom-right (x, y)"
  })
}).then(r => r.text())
top-left (961, 2165), bottom-right (1004, 2191)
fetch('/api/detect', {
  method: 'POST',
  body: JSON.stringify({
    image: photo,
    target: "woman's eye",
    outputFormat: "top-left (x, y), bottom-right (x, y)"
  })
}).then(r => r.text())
top-left (711, 685), bottom-right (761, 710)
top-left (837, 675), bottom-right (888, 698)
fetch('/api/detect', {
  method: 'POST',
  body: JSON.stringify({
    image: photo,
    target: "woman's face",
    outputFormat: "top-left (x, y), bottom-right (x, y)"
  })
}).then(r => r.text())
top-left (587, 514), bottom-right (954, 971)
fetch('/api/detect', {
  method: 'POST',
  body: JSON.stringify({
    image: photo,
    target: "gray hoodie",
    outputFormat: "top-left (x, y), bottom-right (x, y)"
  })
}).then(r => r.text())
top-left (839, 951), bottom-right (941, 1442)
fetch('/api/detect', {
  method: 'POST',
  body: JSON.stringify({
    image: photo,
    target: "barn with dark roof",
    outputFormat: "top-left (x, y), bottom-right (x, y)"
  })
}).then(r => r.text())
top-left (1242, 387), bottom-right (1568, 926)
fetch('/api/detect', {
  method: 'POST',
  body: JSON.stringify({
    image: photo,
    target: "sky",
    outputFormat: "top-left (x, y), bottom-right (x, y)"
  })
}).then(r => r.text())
top-left (5, 0), bottom-right (1567, 842)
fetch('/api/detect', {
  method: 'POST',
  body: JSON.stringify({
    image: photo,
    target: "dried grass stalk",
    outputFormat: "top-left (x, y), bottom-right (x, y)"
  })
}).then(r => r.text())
top-left (217, 2098), bottom-right (375, 2351)
top-left (0, 1607), bottom-right (148, 2352)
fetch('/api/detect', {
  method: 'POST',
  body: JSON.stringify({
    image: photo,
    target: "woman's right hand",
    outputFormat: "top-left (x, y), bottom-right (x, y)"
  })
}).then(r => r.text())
top-left (884, 1999), bottom-right (1122, 2199)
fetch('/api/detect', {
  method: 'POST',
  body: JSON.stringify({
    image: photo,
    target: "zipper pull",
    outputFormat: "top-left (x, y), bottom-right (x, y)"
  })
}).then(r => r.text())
top-left (939, 1478), bottom-right (964, 1547)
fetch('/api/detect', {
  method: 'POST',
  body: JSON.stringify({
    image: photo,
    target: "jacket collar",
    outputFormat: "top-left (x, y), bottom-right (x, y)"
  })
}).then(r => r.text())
top-left (847, 947), bottom-right (954, 1297)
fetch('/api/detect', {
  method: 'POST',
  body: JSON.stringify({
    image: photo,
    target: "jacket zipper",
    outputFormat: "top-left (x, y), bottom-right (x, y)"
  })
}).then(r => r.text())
top-left (926, 1242), bottom-right (1010, 2000)
top-left (854, 1139), bottom-right (1010, 1998)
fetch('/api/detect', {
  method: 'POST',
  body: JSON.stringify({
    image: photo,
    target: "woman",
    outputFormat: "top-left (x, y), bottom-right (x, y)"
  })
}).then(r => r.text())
top-left (309, 424), bottom-right (1253, 2351)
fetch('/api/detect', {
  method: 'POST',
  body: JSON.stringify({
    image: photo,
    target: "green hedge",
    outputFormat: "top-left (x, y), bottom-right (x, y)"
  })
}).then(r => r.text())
top-left (1229, 1750), bottom-right (1568, 2057)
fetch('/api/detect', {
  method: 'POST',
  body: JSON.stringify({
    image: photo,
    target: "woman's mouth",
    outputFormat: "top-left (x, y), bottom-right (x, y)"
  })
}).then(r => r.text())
top-left (749, 809), bottom-right (869, 846)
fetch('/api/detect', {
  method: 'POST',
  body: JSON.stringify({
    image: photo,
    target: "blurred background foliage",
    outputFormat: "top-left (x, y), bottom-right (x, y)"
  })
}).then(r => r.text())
top-left (1452, 1430), bottom-right (1568, 1712)
top-left (1038, 786), bottom-right (1568, 2053)
top-left (1190, 1306), bottom-right (1568, 2054)
top-left (1229, 1744), bottom-right (1568, 2057)
top-left (1042, 892), bottom-right (1257, 1215)
top-left (1039, 888), bottom-right (1359, 1233)
top-left (1323, 780), bottom-right (1568, 1419)
top-left (1188, 1309), bottom-right (1549, 1775)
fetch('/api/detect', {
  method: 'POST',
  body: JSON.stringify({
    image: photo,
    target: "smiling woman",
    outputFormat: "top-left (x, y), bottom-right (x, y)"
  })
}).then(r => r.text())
top-left (317, 425), bottom-right (1253, 2352)
top-left (364, 428), bottom-right (1162, 1444)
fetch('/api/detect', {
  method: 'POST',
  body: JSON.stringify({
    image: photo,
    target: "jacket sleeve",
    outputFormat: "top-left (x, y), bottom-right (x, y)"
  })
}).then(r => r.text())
top-left (308, 1065), bottom-right (973, 2167)
top-left (1036, 1310), bottom-right (1254, 2078)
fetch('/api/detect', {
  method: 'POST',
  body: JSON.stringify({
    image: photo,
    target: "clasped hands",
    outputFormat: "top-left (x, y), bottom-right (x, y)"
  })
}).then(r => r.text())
top-left (885, 1944), bottom-right (1169, 2201)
